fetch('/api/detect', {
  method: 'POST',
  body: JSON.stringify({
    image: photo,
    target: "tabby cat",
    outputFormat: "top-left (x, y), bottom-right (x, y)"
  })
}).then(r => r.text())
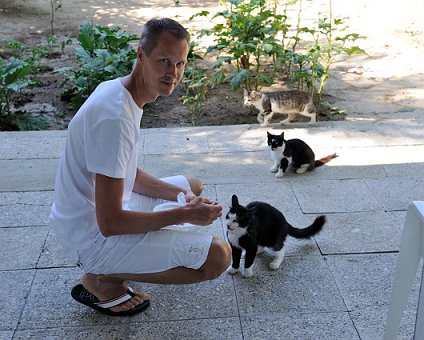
top-left (267, 131), bottom-right (337, 177)
top-left (226, 194), bottom-right (326, 278)
top-left (243, 89), bottom-right (316, 126)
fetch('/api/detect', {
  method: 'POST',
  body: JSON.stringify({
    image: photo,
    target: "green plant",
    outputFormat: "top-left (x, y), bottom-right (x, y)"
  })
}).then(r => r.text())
top-left (298, 2), bottom-right (365, 109)
top-left (179, 40), bottom-right (213, 125)
top-left (59, 22), bottom-right (138, 108)
top-left (190, 0), bottom-right (365, 116)
top-left (181, 65), bottom-right (211, 125)
top-left (0, 56), bottom-right (49, 130)
top-left (195, 0), bottom-right (285, 91)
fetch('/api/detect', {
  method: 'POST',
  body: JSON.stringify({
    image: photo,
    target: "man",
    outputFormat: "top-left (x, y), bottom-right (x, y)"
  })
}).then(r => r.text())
top-left (49, 18), bottom-right (231, 316)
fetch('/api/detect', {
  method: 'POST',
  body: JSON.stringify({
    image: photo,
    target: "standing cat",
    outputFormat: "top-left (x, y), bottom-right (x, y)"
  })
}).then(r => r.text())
top-left (268, 131), bottom-right (337, 178)
top-left (226, 194), bottom-right (326, 278)
top-left (243, 89), bottom-right (316, 126)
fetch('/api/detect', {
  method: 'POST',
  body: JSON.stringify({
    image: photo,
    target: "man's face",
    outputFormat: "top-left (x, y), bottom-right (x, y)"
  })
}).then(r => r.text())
top-left (140, 31), bottom-right (189, 98)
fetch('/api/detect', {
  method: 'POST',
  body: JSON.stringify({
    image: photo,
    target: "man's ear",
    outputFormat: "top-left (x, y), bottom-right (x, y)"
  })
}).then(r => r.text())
top-left (137, 47), bottom-right (144, 63)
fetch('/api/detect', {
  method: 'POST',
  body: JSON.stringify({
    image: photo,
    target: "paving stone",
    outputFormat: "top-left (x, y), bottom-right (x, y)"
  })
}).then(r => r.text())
top-left (388, 210), bottom-right (407, 232)
top-left (241, 312), bottom-right (359, 340)
top-left (14, 326), bottom-right (130, 340)
top-left (129, 317), bottom-right (243, 339)
top-left (291, 179), bottom-right (381, 213)
top-left (143, 131), bottom-right (209, 155)
top-left (0, 204), bottom-right (51, 228)
top-left (366, 177), bottom-right (424, 210)
top-left (0, 132), bottom-right (66, 160)
top-left (326, 253), bottom-right (420, 311)
top-left (0, 270), bottom-right (35, 331)
top-left (350, 307), bottom-right (417, 340)
top-left (0, 331), bottom-right (13, 340)
top-left (0, 191), bottom-right (53, 228)
top-left (0, 226), bottom-right (49, 270)
top-left (232, 256), bottom-right (346, 315)
top-left (2, 114), bottom-right (424, 338)
top-left (0, 191), bottom-right (53, 205)
top-left (384, 161), bottom-right (424, 178)
top-left (143, 152), bottom-right (272, 185)
top-left (315, 211), bottom-right (402, 254)
top-left (0, 159), bottom-right (58, 191)
top-left (128, 274), bottom-right (238, 322)
top-left (37, 229), bottom-right (75, 269)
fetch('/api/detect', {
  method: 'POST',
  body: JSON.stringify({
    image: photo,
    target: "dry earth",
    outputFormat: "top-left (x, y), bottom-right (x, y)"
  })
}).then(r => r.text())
top-left (0, 0), bottom-right (423, 129)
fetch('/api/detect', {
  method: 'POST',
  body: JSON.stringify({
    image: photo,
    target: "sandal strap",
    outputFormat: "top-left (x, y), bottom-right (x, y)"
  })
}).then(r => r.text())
top-left (94, 287), bottom-right (134, 309)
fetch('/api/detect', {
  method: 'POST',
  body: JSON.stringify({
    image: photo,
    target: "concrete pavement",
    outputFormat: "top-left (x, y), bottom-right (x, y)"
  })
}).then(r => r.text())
top-left (1, 111), bottom-right (424, 339)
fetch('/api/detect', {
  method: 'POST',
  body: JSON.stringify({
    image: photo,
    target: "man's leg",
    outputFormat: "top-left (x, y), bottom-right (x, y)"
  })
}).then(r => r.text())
top-left (82, 237), bottom-right (231, 313)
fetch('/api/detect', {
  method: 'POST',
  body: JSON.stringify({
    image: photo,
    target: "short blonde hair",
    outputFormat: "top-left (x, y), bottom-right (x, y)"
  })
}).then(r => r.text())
top-left (139, 18), bottom-right (190, 55)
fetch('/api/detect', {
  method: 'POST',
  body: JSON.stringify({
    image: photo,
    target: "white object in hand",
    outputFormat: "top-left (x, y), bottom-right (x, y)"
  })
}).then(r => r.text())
top-left (153, 193), bottom-right (199, 231)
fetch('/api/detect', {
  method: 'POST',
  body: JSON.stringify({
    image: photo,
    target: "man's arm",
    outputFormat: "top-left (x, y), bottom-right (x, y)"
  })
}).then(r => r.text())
top-left (132, 168), bottom-right (194, 201)
top-left (95, 173), bottom-right (222, 237)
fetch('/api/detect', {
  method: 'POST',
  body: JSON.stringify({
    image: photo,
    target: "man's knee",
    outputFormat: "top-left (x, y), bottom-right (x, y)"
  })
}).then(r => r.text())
top-left (202, 238), bottom-right (231, 280)
top-left (185, 175), bottom-right (203, 196)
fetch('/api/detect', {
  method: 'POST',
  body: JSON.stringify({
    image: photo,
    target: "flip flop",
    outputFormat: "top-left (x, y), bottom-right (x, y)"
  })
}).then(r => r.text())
top-left (71, 284), bottom-right (150, 316)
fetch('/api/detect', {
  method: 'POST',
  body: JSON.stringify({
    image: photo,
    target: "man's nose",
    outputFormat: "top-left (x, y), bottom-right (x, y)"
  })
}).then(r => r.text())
top-left (167, 64), bottom-right (178, 79)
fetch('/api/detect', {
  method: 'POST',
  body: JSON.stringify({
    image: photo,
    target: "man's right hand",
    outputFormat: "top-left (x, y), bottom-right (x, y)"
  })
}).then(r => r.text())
top-left (182, 197), bottom-right (222, 226)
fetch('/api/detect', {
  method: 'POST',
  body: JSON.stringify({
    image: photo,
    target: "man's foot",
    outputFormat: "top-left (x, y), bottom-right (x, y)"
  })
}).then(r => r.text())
top-left (80, 273), bottom-right (150, 314)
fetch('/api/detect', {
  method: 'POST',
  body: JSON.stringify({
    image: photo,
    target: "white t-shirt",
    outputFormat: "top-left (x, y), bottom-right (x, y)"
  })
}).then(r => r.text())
top-left (49, 78), bottom-right (143, 251)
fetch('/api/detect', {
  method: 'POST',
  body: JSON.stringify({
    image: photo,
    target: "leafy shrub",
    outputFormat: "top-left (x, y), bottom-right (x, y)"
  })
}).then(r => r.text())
top-left (194, 0), bottom-right (283, 91)
top-left (60, 22), bottom-right (138, 108)
top-left (0, 56), bottom-right (42, 130)
top-left (188, 0), bottom-right (365, 114)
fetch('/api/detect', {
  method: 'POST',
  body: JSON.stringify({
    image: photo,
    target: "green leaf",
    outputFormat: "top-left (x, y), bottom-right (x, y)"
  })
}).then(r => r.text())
top-left (226, 69), bottom-right (251, 90)
top-left (343, 46), bottom-right (366, 56)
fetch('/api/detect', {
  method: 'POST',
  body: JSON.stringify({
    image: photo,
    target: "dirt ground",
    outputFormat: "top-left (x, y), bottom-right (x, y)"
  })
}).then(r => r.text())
top-left (0, 0), bottom-right (423, 129)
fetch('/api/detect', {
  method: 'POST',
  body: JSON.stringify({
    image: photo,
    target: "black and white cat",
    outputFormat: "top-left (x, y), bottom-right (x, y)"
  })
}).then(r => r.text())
top-left (243, 89), bottom-right (316, 126)
top-left (267, 131), bottom-right (337, 178)
top-left (226, 194), bottom-right (326, 278)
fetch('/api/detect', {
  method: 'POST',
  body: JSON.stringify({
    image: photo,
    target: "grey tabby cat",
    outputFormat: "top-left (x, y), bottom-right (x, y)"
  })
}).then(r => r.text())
top-left (243, 89), bottom-right (316, 126)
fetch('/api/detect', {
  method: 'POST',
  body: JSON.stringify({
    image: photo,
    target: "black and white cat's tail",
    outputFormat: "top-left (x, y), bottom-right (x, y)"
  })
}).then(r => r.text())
top-left (314, 153), bottom-right (338, 167)
top-left (287, 215), bottom-right (326, 239)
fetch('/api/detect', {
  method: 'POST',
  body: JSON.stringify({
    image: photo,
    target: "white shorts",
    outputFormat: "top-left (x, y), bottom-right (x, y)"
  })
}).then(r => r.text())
top-left (75, 175), bottom-right (213, 275)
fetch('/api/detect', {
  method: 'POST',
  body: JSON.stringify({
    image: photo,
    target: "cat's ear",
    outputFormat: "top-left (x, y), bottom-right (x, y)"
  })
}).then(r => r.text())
top-left (280, 131), bottom-right (284, 139)
top-left (243, 88), bottom-right (248, 96)
top-left (231, 194), bottom-right (239, 207)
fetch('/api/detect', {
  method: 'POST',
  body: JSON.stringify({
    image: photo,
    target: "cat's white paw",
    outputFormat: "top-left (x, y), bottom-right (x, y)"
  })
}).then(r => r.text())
top-left (227, 267), bottom-right (238, 275)
top-left (275, 170), bottom-right (285, 178)
top-left (243, 267), bottom-right (254, 278)
top-left (270, 165), bottom-right (278, 173)
top-left (257, 114), bottom-right (264, 124)
top-left (269, 261), bottom-right (281, 270)
top-left (295, 167), bottom-right (308, 174)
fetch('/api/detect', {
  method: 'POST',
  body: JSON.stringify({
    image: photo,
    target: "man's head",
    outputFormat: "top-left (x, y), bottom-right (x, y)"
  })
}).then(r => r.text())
top-left (139, 18), bottom-right (190, 56)
top-left (133, 18), bottom-right (190, 104)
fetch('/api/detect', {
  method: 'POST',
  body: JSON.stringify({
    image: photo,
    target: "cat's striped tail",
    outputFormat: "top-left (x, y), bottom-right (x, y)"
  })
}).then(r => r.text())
top-left (314, 153), bottom-right (338, 167)
top-left (287, 215), bottom-right (326, 239)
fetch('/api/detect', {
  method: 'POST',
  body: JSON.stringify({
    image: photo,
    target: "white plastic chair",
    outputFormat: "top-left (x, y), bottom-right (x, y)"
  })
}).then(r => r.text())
top-left (384, 201), bottom-right (424, 340)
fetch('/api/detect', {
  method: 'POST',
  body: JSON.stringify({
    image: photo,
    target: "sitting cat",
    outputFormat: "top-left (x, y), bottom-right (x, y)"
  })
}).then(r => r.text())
top-left (267, 131), bottom-right (337, 177)
top-left (243, 89), bottom-right (316, 126)
top-left (226, 194), bottom-right (326, 278)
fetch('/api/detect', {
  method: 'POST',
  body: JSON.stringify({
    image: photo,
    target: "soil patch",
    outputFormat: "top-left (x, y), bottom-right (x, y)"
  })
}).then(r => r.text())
top-left (1, 0), bottom-right (423, 129)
